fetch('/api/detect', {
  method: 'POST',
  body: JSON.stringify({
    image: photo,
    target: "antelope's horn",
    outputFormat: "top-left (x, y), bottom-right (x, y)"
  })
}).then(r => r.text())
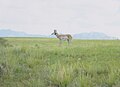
top-left (54, 30), bottom-right (57, 33)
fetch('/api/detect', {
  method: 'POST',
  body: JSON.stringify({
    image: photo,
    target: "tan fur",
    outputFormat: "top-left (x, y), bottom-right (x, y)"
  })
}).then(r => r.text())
top-left (51, 30), bottom-right (72, 45)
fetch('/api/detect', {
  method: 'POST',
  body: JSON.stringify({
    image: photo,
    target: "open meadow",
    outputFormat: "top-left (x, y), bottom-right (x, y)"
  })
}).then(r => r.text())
top-left (0, 37), bottom-right (120, 87)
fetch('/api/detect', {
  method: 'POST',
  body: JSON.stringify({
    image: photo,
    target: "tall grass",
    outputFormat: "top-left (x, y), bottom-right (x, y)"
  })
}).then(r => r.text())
top-left (0, 38), bottom-right (120, 87)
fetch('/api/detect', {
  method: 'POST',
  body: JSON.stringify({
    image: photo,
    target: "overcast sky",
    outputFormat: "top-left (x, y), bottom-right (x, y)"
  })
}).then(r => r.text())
top-left (0, 0), bottom-right (120, 37)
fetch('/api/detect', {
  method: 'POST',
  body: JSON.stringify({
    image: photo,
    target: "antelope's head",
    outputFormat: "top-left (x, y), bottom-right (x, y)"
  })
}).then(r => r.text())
top-left (51, 30), bottom-right (57, 35)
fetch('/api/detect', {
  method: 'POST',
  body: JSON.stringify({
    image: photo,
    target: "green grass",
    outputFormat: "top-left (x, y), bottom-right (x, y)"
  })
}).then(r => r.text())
top-left (0, 37), bottom-right (120, 87)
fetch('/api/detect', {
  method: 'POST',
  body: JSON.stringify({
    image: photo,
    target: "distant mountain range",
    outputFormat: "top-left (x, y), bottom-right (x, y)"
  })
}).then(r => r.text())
top-left (73, 32), bottom-right (116, 40)
top-left (0, 29), bottom-right (46, 37)
top-left (0, 29), bottom-right (117, 40)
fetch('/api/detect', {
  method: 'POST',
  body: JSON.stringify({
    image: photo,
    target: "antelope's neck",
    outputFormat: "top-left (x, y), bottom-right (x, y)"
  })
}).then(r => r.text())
top-left (55, 33), bottom-right (59, 38)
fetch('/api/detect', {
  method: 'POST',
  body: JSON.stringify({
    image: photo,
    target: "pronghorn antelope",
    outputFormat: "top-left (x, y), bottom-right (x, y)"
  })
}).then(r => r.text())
top-left (51, 30), bottom-right (72, 45)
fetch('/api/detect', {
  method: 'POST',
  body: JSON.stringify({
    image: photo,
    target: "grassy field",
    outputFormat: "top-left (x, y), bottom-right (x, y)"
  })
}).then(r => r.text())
top-left (0, 37), bottom-right (120, 87)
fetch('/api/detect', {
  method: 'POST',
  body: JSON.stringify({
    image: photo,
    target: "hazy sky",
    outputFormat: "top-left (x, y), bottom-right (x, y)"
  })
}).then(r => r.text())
top-left (0, 0), bottom-right (120, 37)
